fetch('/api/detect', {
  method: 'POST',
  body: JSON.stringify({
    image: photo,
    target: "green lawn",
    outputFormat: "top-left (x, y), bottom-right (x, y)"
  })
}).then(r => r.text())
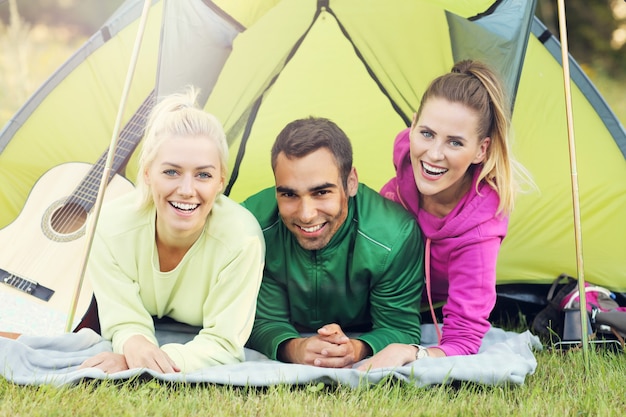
top-left (1, 347), bottom-right (625, 417)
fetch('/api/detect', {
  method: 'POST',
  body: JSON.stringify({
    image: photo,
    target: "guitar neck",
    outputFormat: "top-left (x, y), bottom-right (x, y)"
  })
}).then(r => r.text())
top-left (66, 90), bottom-right (156, 210)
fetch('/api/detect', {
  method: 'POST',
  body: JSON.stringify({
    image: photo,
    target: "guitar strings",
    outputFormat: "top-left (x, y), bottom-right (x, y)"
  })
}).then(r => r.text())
top-left (51, 106), bottom-right (148, 237)
top-left (52, 92), bottom-right (154, 237)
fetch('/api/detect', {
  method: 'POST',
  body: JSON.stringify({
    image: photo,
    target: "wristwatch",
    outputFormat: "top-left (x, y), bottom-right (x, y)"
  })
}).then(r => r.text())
top-left (411, 344), bottom-right (429, 360)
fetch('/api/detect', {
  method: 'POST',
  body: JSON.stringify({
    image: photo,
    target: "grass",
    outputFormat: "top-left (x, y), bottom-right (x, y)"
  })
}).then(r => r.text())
top-left (1, 346), bottom-right (625, 417)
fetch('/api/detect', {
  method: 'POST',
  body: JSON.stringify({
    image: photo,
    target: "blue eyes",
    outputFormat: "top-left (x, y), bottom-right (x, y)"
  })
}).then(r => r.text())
top-left (420, 131), bottom-right (463, 147)
top-left (162, 169), bottom-right (212, 179)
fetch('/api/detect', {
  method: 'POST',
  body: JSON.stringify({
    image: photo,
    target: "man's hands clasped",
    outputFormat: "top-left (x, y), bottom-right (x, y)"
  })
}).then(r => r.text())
top-left (278, 323), bottom-right (371, 368)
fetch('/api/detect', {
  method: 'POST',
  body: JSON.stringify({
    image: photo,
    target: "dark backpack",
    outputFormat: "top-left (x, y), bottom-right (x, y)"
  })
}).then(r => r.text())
top-left (531, 274), bottom-right (626, 347)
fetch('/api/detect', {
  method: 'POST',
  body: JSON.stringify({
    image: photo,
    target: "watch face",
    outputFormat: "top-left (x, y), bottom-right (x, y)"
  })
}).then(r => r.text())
top-left (417, 347), bottom-right (428, 359)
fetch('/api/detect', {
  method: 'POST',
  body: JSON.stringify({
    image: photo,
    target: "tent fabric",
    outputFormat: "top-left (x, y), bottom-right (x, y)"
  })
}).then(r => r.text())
top-left (203, 0), bottom-right (535, 198)
top-left (499, 20), bottom-right (626, 291)
top-left (449, 0), bottom-right (535, 106)
top-left (530, 17), bottom-right (626, 158)
top-left (156, 0), bottom-right (241, 105)
top-left (0, 0), bottom-right (625, 332)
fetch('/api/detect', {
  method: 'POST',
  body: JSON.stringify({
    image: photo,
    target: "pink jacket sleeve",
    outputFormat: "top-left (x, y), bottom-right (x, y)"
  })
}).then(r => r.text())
top-left (436, 235), bottom-right (501, 356)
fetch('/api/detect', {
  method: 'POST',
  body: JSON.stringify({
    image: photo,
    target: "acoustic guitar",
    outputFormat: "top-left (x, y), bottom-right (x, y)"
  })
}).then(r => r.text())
top-left (0, 91), bottom-right (155, 336)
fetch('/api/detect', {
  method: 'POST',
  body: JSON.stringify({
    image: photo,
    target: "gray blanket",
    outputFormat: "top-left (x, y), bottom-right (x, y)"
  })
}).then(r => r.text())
top-left (0, 325), bottom-right (541, 387)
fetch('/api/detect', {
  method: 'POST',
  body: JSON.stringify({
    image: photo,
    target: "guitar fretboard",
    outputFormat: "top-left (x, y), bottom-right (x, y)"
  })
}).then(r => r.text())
top-left (65, 90), bottom-right (156, 211)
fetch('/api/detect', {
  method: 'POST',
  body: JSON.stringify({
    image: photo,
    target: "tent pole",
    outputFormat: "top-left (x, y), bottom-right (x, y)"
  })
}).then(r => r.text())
top-left (64, 0), bottom-right (154, 333)
top-left (556, 0), bottom-right (590, 368)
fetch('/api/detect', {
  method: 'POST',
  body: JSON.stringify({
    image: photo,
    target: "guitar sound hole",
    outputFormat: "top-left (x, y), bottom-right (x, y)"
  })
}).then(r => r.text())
top-left (51, 203), bottom-right (88, 234)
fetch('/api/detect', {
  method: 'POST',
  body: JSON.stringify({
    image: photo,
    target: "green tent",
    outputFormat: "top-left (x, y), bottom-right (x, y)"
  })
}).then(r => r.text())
top-left (1, 0), bottom-right (625, 330)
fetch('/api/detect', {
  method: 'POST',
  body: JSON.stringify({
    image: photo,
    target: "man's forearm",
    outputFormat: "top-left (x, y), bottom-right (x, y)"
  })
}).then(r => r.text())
top-left (277, 338), bottom-right (302, 363)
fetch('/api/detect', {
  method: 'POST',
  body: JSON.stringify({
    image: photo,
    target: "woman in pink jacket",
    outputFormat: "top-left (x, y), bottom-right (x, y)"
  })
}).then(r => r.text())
top-left (358, 60), bottom-right (532, 369)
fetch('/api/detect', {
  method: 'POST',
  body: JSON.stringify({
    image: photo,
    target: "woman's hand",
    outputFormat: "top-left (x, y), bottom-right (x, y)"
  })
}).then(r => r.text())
top-left (356, 343), bottom-right (418, 371)
top-left (357, 344), bottom-right (445, 371)
top-left (122, 334), bottom-right (180, 373)
top-left (79, 351), bottom-right (129, 374)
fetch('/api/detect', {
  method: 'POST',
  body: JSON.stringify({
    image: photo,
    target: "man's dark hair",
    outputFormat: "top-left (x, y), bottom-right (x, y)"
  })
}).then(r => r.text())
top-left (271, 117), bottom-right (353, 188)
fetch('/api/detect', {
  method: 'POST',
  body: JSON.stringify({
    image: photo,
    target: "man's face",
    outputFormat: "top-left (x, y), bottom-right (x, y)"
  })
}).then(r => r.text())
top-left (274, 148), bottom-right (358, 251)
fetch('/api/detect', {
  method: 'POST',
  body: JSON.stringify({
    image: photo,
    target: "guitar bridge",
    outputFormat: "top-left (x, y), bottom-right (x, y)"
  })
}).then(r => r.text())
top-left (0, 268), bottom-right (54, 301)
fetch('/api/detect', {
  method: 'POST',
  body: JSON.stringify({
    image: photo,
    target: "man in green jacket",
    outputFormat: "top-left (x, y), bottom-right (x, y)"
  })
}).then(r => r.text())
top-left (243, 117), bottom-right (424, 368)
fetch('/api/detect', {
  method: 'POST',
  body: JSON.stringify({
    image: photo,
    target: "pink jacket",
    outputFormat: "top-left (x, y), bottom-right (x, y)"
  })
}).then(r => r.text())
top-left (380, 128), bottom-right (508, 356)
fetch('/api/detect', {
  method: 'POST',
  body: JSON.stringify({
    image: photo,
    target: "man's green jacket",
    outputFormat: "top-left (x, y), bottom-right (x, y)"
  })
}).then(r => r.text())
top-left (242, 184), bottom-right (425, 360)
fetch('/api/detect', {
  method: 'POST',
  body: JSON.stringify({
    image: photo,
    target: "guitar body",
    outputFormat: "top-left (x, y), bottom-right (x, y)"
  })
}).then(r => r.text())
top-left (0, 162), bottom-right (135, 336)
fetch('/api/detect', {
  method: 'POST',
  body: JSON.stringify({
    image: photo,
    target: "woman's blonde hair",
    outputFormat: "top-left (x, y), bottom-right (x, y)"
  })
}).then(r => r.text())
top-left (416, 60), bottom-right (533, 215)
top-left (136, 86), bottom-right (229, 210)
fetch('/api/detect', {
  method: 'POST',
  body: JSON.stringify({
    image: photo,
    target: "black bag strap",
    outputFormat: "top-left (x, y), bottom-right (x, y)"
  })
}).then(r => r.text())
top-left (546, 273), bottom-right (578, 305)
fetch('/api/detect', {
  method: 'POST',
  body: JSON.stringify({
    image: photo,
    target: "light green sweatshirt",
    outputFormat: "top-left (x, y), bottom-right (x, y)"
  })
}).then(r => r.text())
top-left (87, 191), bottom-right (265, 372)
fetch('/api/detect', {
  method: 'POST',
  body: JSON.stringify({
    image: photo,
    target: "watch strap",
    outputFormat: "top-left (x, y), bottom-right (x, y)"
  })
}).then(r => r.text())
top-left (410, 344), bottom-right (429, 360)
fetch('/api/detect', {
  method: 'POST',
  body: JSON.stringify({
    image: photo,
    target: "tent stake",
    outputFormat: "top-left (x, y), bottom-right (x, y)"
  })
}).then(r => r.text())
top-left (64, 0), bottom-right (154, 333)
top-left (556, 0), bottom-right (590, 369)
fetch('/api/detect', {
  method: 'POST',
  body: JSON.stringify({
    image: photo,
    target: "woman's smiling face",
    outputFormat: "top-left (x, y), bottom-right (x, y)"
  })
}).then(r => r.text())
top-left (409, 97), bottom-right (490, 209)
top-left (144, 134), bottom-right (224, 242)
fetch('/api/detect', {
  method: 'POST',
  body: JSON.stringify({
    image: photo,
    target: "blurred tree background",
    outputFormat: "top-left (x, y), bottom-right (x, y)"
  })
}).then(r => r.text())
top-left (1, 0), bottom-right (625, 127)
top-left (0, 0), bottom-right (122, 33)
top-left (536, 0), bottom-right (626, 78)
top-left (0, 0), bottom-right (124, 123)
